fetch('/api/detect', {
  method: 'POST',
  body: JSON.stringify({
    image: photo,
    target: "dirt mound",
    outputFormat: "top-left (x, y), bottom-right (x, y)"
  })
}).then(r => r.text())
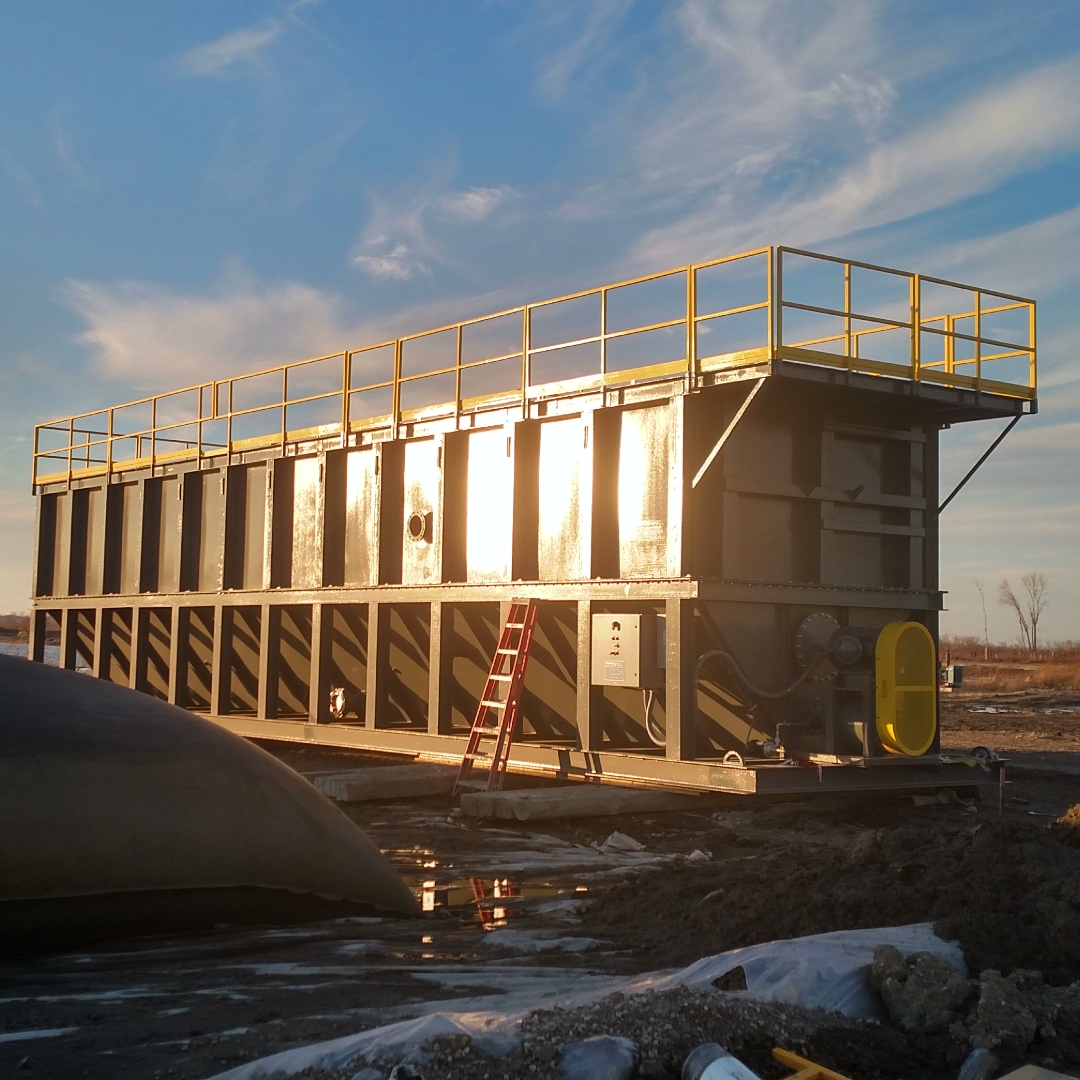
top-left (580, 811), bottom-right (1080, 983)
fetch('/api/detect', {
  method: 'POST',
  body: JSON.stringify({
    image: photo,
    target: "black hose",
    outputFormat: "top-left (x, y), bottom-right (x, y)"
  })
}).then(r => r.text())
top-left (642, 648), bottom-right (829, 750)
top-left (694, 647), bottom-right (828, 702)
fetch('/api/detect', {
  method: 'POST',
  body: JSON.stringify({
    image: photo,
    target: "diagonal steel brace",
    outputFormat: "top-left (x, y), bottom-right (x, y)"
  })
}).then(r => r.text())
top-left (691, 377), bottom-right (766, 489)
top-left (938, 414), bottom-right (1021, 513)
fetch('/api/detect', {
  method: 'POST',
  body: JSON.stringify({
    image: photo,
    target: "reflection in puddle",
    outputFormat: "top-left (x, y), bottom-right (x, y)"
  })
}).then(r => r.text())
top-left (471, 878), bottom-right (515, 930)
top-left (418, 877), bottom-right (570, 929)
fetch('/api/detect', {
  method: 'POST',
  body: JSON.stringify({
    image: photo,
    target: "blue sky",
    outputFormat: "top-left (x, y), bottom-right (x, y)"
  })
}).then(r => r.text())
top-left (2, 0), bottom-right (1078, 642)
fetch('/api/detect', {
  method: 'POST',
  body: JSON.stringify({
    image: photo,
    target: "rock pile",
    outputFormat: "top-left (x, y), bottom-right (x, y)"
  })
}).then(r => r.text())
top-left (872, 944), bottom-right (1080, 1058)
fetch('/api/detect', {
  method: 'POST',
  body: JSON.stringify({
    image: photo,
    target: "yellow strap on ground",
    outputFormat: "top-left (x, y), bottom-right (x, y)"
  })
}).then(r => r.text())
top-left (773, 1047), bottom-right (854, 1080)
top-left (942, 754), bottom-right (991, 772)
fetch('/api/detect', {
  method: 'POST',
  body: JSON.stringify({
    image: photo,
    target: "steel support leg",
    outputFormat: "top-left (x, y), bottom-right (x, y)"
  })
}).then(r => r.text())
top-left (366, 603), bottom-right (391, 729)
top-left (665, 597), bottom-right (695, 761)
top-left (576, 599), bottom-right (602, 752)
top-left (129, 607), bottom-right (147, 691)
top-left (28, 609), bottom-right (46, 663)
top-left (60, 608), bottom-right (76, 670)
top-left (92, 607), bottom-right (106, 679)
top-left (257, 604), bottom-right (275, 719)
top-left (211, 603), bottom-right (228, 716)
top-left (428, 600), bottom-right (453, 735)
top-left (167, 606), bottom-right (181, 705)
top-left (308, 602), bottom-right (331, 724)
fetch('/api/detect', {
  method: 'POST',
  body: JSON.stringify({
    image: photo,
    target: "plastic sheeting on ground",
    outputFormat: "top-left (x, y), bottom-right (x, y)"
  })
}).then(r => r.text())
top-left (625, 922), bottom-right (966, 1018)
top-left (207, 922), bottom-right (965, 1079)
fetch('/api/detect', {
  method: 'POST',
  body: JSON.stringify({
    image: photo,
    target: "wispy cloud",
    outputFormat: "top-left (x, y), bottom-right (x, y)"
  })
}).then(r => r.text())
top-left (64, 269), bottom-right (357, 388)
top-left (649, 0), bottom-right (892, 186)
top-left (2, 155), bottom-right (44, 208)
top-left (62, 265), bottom-right (531, 394)
top-left (354, 244), bottom-right (430, 282)
top-left (353, 191), bottom-right (438, 281)
top-left (352, 181), bottom-right (518, 281)
top-left (921, 202), bottom-right (1080, 302)
top-left (174, 24), bottom-right (283, 77)
top-left (49, 103), bottom-right (93, 189)
top-left (438, 185), bottom-right (514, 223)
top-left (172, 1), bottom-right (318, 78)
top-left (554, 0), bottom-right (894, 229)
top-left (536, 0), bottom-right (635, 100)
top-left (634, 50), bottom-right (1080, 265)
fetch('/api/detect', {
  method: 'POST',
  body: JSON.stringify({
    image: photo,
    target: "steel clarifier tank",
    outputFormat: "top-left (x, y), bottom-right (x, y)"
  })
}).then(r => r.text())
top-left (27, 247), bottom-right (1032, 796)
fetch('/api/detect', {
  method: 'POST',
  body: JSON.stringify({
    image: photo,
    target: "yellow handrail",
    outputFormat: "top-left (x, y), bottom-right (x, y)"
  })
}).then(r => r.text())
top-left (32, 246), bottom-right (1036, 487)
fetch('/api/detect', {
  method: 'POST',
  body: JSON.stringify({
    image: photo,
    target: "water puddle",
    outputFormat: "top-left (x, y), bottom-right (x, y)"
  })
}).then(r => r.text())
top-left (420, 876), bottom-right (581, 930)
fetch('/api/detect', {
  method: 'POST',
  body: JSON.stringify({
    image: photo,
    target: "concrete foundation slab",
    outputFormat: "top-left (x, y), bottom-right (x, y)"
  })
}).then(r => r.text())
top-left (313, 763), bottom-right (457, 802)
top-left (998, 751), bottom-right (1080, 777)
top-left (459, 784), bottom-right (708, 821)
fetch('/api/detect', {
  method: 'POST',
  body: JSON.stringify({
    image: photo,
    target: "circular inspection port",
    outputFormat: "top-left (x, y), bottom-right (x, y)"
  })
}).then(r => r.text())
top-left (406, 510), bottom-right (432, 543)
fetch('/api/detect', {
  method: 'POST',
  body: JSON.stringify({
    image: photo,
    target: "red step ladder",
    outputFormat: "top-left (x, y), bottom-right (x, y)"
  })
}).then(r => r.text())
top-left (453, 600), bottom-right (538, 795)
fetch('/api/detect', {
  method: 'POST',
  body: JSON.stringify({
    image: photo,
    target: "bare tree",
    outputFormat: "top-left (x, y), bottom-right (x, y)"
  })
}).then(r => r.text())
top-left (998, 578), bottom-right (1031, 650)
top-left (1021, 571), bottom-right (1050, 652)
top-left (974, 577), bottom-right (990, 659)
top-left (999, 573), bottom-right (1049, 651)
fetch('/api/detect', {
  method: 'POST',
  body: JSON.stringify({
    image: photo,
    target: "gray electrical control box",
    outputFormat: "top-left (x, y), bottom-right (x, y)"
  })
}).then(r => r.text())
top-left (591, 612), bottom-right (665, 688)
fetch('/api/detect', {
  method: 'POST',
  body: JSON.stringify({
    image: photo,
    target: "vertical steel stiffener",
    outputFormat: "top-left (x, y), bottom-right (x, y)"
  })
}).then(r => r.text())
top-left (27, 248), bottom-right (1034, 794)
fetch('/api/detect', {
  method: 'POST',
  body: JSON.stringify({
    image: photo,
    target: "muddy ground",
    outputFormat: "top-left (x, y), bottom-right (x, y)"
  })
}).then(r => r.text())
top-left (2, 691), bottom-right (1080, 1080)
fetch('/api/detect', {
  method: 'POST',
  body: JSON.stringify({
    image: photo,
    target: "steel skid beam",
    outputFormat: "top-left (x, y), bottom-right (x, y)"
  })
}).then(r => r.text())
top-left (201, 712), bottom-right (1000, 797)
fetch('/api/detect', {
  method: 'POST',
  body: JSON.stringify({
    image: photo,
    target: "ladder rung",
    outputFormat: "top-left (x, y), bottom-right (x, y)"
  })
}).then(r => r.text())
top-left (480, 699), bottom-right (506, 709)
top-left (496, 648), bottom-right (519, 655)
top-left (489, 673), bottom-right (513, 682)
top-left (504, 622), bottom-right (526, 629)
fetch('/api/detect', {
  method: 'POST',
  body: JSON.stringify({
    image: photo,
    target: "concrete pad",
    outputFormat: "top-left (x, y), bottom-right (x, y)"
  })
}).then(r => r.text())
top-left (999, 1067), bottom-right (1078, 1080)
top-left (1001, 750), bottom-right (1080, 777)
top-left (314, 764), bottom-right (457, 802)
top-left (459, 785), bottom-right (706, 821)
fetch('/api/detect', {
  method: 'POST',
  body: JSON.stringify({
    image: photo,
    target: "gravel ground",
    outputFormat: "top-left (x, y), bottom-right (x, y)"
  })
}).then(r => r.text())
top-left (270, 973), bottom-right (1080, 1080)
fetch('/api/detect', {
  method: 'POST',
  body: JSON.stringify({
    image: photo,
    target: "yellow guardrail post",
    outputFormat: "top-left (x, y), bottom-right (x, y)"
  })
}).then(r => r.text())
top-left (974, 290), bottom-right (981, 391)
top-left (341, 350), bottom-right (350, 447)
top-left (392, 337), bottom-right (402, 431)
top-left (687, 265), bottom-right (696, 383)
top-left (844, 260), bottom-right (852, 359)
top-left (1029, 300), bottom-right (1037, 395)
top-left (911, 273), bottom-right (921, 382)
top-left (775, 247), bottom-right (784, 354)
top-left (766, 247), bottom-right (774, 359)
top-left (455, 324), bottom-right (463, 423)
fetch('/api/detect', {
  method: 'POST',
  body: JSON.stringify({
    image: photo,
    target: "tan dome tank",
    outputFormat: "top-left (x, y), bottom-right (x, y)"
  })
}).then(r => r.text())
top-left (0, 654), bottom-right (420, 946)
